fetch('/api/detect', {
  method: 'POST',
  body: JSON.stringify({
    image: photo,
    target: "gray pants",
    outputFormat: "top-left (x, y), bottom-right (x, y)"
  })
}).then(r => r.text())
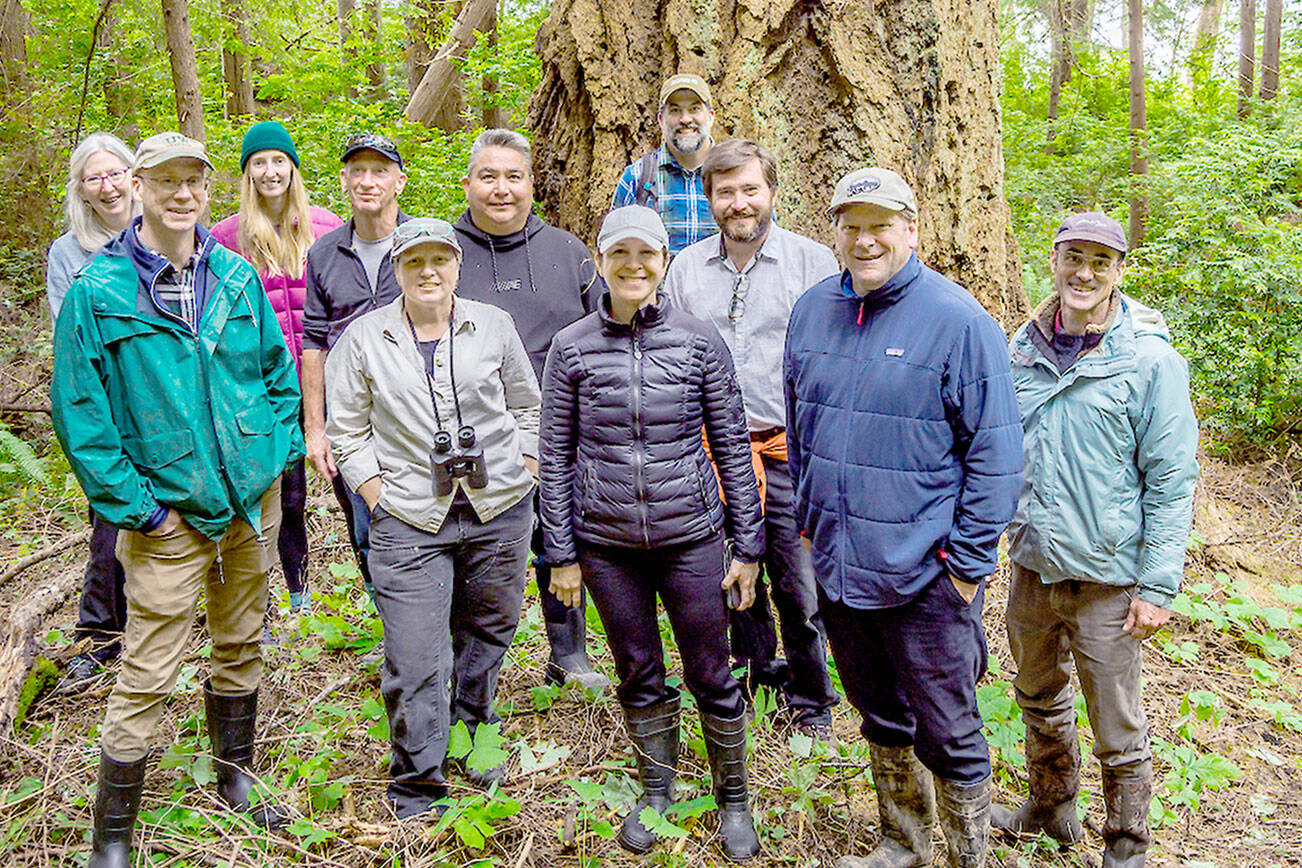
top-left (1006, 562), bottom-right (1149, 768)
top-left (368, 492), bottom-right (532, 815)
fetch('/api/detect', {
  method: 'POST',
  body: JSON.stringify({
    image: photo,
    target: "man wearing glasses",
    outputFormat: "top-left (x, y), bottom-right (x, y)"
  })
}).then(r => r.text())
top-left (51, 132), bottom-right (303, 866)
top-left (301, 133), bottom-right (410, 612)
top-left (994, 213), bottom-right (1198, 868)
top-left (662, 139), bottom-right (839, 740)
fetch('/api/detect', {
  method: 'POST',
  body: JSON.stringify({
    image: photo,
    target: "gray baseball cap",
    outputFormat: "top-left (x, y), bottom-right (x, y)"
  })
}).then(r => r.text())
top-left (134, 132), bottom-right (213, 172)
top-left (828, 167), bottom-right (917, 216)
top-left (1054, 212), bottom-right (1128, 254)
top-left (597, 205), bottom-right (670, 254)
top-left (391, 218), bottom-right (462, 260)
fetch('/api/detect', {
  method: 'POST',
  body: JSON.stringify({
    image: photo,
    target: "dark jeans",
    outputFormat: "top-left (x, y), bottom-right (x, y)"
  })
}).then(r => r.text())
top-left (820, 572), bottom-right (991, 784)
top-left (330, 471), bottom-right (372, 586)
top-left (76, 509), bottom-right (127, 663)
top-left (530, 488), bottom-right (585, 624)
top-left (579, 533), bottom-right (744, 720)
top-left (277, 458), bottom-right (308, 594)
top-left (368, 493), bottom-right (531, 816)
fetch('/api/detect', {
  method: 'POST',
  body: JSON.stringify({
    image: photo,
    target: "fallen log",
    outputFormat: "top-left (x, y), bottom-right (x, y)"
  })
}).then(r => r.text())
top-left (403, 0), bottom-right (496, 128)
top-left (0, 566), bottom-right (82, 730)
top-left (0, 528), bottom-right (92, 589)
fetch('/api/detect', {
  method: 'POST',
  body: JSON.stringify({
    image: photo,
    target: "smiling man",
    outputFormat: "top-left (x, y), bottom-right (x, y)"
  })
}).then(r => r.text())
top-left (611, 73), bottom-right (718, 254)
top-left (663, 139), bottom-right (839, 739)
top-left (995, 213), bottom-right (1198, 868)
top-left (51, 132), bottom-right (303, 866)
top-left (783, 167), bottom-right (1023, 868)
top-left (452, 128), bottom-right (608, 706)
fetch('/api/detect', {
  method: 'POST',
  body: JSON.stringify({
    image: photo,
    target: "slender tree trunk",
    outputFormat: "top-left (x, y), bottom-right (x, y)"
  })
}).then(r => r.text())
top-left (364, 0), bottom-right (385, 91)
top-left (1238, 0), bottom-right (1255, 118)
top-left (482, 2), bottom-right (503, 128)
top-left (0, 0), bottom-right (30, 104)
top-left (528, 0), bottom-right (1027, 327)
top-left (405, 0), bottom-right (438, 94)
top-left (161, 0), bottom-right (205, 140)
top-left (1127, 0), bottom-right (1147, 248)
top-left (1260, 0), bottom-right (1281, 100)
top-left (1186, 0), bottom-right (1223, 86)
top-left (1046, 0), bottom-right (1066, 151)
top-left (98, 3), bottom-right (135, 129)
top-left (221, 0), bottom-right (256, 117)
top-left (404, 0), bottom-right (495, 130)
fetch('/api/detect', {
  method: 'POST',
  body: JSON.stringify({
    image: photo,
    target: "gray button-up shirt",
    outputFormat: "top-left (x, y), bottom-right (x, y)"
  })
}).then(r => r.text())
top-left (663, 224), bottom-right (839, 431)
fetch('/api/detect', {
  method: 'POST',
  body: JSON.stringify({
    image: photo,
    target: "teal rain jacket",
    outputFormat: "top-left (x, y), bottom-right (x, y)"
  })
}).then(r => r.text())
top-left (1007, 293), bottom-right (1198, 608)
top-left (51, 227), bottom-right (305, 540)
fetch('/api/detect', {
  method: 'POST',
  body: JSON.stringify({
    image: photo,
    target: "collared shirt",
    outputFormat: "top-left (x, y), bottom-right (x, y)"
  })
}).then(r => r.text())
top-left (154, 253), bottom-right (200, 332)
top-left (663, 224), bottom-right (838, 431)
top-left (612, 145), bottom-right (717, 255)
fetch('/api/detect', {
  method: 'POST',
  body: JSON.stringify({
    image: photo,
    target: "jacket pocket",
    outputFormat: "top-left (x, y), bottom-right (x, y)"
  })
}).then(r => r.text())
top-left (99, 314), bottom-right (158, 347)
top-left (235, 404), bottom-right (275, 435)
top-left (694, 455), bottom-right (720, 533)
top-left (127, 429), bottom-right (195, 469)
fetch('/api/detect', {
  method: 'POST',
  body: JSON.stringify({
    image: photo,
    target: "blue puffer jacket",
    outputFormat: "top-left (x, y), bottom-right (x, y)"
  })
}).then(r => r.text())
top-left (783, 255), bottom-right (1023, 609)
top-left (1007, 293), bottom-right (1198, 608)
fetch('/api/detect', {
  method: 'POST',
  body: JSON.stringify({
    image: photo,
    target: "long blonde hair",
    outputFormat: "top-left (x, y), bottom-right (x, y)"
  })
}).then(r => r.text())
top-left (236, 163), bottom-right (315, 279)
top-left (64, 132), bottom-right (137, 251)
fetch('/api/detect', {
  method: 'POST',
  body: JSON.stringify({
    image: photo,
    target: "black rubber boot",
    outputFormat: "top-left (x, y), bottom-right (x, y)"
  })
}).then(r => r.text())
top-left (204, 680), bottom-right (287, 829)
top-left (543, 604), bottom-right (610, 692)
top-left (936, 777), bottom-right (991, 868)
top-left (991, 726), bottom-right (1084, 846)
top-left (617, 692), bottom-right (681, 853)
top-left (88, 750), bottom-right (146, 868)
top-left (836, 743), bottom-right (934, 868)
top-left (701, 710), bottom-right (761, 862)
top-left (1101, 760), bottom-right (1152, 868)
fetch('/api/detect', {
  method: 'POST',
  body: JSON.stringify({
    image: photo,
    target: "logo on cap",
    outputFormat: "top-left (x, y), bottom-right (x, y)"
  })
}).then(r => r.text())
top-left (846, 179), bottom-right (881, 196)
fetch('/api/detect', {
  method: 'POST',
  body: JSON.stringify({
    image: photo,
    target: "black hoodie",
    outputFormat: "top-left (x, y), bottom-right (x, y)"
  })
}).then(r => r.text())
top-left (454, 211), bottom-right (602, 380)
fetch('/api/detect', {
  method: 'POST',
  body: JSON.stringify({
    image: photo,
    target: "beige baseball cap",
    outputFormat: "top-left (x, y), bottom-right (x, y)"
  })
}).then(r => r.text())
top-left (133, 132), bottom-right (213, 172)
top-left (659, 73), bottom-right (712, 107)
top-left (392, 218), bottom-right (462, 260)
top-left (828, 167), bottom-right (917, 216)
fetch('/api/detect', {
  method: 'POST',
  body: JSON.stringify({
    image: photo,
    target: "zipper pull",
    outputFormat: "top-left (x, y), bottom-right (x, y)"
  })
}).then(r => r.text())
top-left (857, 298), bottom-right (866, 327)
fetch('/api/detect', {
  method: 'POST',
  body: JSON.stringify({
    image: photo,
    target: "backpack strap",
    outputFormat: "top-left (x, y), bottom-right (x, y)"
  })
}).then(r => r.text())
top-left (633, 150), bottom-right (659, 208)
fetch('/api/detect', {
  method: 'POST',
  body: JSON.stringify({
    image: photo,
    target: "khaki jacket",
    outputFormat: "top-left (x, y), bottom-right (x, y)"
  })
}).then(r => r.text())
top-left (325, 295), bottom-right (539, 533)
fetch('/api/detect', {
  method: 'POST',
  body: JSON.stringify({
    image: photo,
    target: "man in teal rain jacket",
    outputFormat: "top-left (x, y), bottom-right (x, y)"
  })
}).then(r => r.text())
top-left (51, 133), bottom-right (304, 868)
top-left (994, 212), bottom-right (1198, 868)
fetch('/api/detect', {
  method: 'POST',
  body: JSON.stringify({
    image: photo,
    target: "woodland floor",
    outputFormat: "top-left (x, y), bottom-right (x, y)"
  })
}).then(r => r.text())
top-left (1, 293), bottom-right (1300, 867)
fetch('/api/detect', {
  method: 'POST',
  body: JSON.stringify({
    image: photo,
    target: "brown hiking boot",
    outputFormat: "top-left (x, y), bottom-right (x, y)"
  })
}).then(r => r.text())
top-left (1101, 759), bottom-right (1152, 868)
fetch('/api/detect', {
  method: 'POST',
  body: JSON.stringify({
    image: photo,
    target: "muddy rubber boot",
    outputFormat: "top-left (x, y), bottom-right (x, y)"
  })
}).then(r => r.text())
top-left (617, 692), bottom-right (681, 853)
top-left (1101, 760), bottom-right (1152, 868)
top-left (836, 743), bottom-right (935, 868)
top-left (543, 604), bottom-right (610, 692)
top-left (991, 726), bottom-right (1084, 847)
top-left (701, 710), bottom-right (761, 862)
top-left (204, 680), bottom-right (288, 830)
top-left (936, 777), bottom-right (991, 868)
top-left (88, 750), bottom-right (146, 868)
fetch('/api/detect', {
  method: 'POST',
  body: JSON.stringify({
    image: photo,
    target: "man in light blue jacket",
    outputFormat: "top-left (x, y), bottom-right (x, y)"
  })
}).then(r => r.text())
top-left (995, 213), bottom-right (1198, 868)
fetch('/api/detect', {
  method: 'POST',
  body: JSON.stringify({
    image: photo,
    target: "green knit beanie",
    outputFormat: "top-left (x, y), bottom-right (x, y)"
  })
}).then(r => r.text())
top-left (240, 121), bottom-right (299, 171)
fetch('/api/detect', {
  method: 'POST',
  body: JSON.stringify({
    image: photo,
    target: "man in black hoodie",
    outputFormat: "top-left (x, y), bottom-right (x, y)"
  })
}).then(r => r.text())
top-left (453, 128), bottom-right (608, 694)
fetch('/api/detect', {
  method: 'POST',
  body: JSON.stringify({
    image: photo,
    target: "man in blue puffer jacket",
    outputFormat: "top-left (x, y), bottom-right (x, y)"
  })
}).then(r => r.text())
top-left (992, 213), bottom-right (1198, 868)
top-left (784, 168), bottom-right (1023, 868)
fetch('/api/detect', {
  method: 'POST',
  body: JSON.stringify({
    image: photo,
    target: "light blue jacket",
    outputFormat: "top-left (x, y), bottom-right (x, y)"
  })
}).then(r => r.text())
top-left (1007, 293), bottom-right (1198, 608)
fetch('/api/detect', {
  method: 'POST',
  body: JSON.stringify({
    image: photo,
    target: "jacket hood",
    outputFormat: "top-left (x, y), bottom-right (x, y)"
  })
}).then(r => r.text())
top-left (1125, 294), bottom-right (1171, 340)
top-left (454, 211), bottom-right (545, 252)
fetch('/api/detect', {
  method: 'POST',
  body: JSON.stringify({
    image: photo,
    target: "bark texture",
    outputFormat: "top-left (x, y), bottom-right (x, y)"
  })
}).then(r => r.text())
top-left (1127, 0), bottom-right (1146, 248)
top-left (526, 0), bottom-right (1026, 327)
top-left (0, 568), bottom-right (80, 731)
top-left (1045, 0), bottom-right (1091, 150)
top-left (0, 0), bottom-right (30, 102)
top-left (161, 0), bottom-right (206, 140)
top-left (221, 0), bottom-right (256, 117)
top-left (405, 0), bottom-right (495, 130)
top-left (1260, 0), bottom-right (1281, 101)
top-left (1238, 0), bottom-right (1255, 118)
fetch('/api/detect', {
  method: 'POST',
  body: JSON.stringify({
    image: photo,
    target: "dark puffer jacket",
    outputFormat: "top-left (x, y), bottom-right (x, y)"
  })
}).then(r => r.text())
top-left (539, 295), bottom-right (764, 566)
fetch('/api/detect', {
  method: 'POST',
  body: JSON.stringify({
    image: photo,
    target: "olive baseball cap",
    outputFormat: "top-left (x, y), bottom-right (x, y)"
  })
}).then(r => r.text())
top-left (597, 205), bottom-right (670, 254)
top-left (828, 167), bottom-right (917, 217)
top-left (133, 132), bottom-right (213, 172)
top-left (391, 218), bottom-right (462, 260)
top-left (1054, 212), bottom-right (1128, 254)
top-left (659, 73), bottom-right (712, 107)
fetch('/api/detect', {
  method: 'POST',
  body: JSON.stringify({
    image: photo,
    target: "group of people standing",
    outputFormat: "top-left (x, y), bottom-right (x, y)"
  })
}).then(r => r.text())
top-left (47, 70), bottom-right (1196, 868)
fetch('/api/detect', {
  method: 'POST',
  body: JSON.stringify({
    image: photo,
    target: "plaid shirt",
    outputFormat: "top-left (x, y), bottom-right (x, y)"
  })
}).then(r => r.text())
top-left (612, 145), bottom-right (717, 255)
top-left (154, 254), bottom-right (201, 332)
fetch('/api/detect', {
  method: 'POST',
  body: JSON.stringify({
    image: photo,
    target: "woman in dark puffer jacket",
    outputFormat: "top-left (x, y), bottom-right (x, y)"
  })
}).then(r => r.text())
top-left (539, 206), bottom-right (766, 862)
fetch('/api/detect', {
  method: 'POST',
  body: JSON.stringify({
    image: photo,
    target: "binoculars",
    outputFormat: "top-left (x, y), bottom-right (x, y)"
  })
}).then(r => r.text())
top-left (431, 425), bottom-right (489, 496)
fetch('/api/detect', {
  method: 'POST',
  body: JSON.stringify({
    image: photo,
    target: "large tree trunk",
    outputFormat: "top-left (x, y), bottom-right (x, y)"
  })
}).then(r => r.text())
top-left (482, 3), bottom-right (503, 128)
top-left (527, 0), bottom-right (1027, 327)
top-left (1186, 0), bottom-right (1223, 85)
top-left (0, 0), bottom-right (30, 104)
top-left (1127, 0), bottom-right (1146, 248)
top-left (161, 0), bottom-right (205, 140)
top-left (405, 0), bottom-right (439, 94)
top-left (1238, 0), bottom-right (1255, 118)
top-left (1260, 0), bottom-right (1281, 101)
top-left (221, 0), bottom-right (256, 117)
top-left (405, 0), bottom-right (495, 131)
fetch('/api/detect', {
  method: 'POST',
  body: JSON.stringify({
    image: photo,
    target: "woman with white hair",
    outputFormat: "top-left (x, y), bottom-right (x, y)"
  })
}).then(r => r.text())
top-left (47, 131), bottom-right (138, 685)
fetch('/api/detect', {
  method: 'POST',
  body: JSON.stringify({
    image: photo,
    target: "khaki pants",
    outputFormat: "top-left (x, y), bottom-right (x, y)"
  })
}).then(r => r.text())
top-left (102, 480), bottom-right (282, 761)
top-left (1006, 562), bottom-right (1149, 768)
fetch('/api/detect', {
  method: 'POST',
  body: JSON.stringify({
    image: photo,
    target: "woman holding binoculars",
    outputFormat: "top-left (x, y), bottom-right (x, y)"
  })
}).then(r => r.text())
top-left (325, 217), bottom-right (540, 819)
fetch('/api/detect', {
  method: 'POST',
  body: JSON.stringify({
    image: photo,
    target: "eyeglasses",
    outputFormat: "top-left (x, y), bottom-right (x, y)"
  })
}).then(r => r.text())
top-left (138, 173), bottom-right (208, 195)
top-left (1060, 250), bottom-right (1119, 274)
top-left (81, 169), bottom-right (128, 190)
top-left (728, 273), bottom-right (749, 322)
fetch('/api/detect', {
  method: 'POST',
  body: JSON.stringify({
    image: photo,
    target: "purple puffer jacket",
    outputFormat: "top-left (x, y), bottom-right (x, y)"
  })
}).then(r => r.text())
top-left (211, 206), bottom-right (343, 370)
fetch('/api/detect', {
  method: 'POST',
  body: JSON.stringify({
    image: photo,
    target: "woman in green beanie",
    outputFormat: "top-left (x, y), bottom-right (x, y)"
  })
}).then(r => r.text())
top-left (212, 121), bottom-right (342, 616)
